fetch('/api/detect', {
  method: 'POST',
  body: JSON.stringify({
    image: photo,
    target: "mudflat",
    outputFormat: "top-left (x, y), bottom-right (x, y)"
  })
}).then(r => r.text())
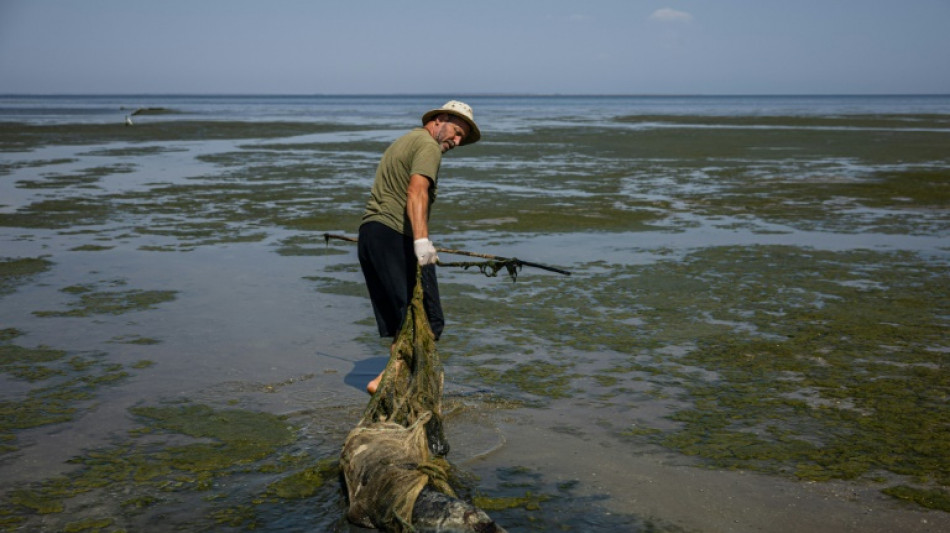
top-left (1, 98), bottom-right (948, 531)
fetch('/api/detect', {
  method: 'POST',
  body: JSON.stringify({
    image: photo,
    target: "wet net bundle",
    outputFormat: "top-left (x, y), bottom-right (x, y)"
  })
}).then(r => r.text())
top-left (340, 267), bottom-right (454, 531)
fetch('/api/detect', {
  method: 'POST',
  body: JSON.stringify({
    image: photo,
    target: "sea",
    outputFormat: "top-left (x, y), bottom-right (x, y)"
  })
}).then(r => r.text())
top-left (1, 94), bottom-right (948, 532)
top-left (3, 93), bottom-right (950, 125)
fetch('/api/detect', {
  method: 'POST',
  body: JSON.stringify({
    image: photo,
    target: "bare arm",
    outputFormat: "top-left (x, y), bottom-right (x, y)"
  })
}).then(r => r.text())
top-left (406, 173), bottom-right (432, 240)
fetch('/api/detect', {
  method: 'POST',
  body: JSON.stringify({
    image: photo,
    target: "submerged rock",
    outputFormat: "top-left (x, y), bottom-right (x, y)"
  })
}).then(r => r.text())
top-left (412, 486), bottom-right (508, 533)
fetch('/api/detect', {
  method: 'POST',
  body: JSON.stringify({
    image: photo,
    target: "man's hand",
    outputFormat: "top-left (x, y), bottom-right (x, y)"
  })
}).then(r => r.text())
top-left (413, 238), bottom-right (439, 266)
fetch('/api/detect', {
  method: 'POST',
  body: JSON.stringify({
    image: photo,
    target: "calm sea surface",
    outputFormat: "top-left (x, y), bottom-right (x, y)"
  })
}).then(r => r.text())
top-left (4, 93), bottom-right (950, 125)
top-left (1, 94), bottom-right (948, 532)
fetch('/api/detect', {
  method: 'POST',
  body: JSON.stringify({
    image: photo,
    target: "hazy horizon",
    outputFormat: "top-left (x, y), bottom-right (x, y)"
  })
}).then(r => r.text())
top-left (3, 92), bottom-right (949, 97)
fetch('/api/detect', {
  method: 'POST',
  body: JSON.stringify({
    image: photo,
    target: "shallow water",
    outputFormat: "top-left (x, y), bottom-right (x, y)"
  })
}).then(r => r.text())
top-left (1, 95), bottom-right (949, 532)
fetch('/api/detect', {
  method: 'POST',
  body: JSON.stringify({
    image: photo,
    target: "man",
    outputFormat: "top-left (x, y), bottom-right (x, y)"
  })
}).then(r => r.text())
top-left (358, 101), bottom-right (481, 394)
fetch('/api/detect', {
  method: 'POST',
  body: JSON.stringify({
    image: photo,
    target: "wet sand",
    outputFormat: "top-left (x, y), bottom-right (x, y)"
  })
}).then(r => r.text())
top-left (481, 405), bottom-right (949, 532)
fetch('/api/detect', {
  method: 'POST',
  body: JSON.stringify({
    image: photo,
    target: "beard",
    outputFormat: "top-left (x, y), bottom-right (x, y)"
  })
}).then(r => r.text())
top-left (437, 124), bottom-right (458, 152)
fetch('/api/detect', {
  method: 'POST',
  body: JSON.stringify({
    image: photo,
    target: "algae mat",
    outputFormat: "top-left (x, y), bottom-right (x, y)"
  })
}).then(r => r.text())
top-left (1, 108), bottom-right (948, 531)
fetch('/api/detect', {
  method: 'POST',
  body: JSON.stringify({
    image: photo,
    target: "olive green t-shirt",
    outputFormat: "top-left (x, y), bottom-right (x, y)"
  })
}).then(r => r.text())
top-left (361, 128), bottom-right (442, 236)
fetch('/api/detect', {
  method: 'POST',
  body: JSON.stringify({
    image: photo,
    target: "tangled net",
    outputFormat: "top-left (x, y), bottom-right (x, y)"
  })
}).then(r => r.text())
top-left (341, 266), bottom-right (455, 531)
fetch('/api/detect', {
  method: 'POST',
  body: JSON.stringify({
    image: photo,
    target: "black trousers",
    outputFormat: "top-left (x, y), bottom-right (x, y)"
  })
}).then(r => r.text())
top-left (357, 222), bottom-right (444, 340)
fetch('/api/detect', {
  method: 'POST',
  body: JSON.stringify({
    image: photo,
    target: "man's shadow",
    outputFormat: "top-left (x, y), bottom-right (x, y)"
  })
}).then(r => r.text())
top-left (343, 356), bottom-right (388, 391)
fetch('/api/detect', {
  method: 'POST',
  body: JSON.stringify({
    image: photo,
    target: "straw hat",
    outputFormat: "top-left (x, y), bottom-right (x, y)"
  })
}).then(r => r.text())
top-left (421, 100), bottom-right (481, 145)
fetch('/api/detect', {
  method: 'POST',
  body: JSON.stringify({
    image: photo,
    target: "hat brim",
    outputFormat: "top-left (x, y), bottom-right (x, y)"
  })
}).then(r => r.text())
top-left (422, 109), bottom-right (481, 146)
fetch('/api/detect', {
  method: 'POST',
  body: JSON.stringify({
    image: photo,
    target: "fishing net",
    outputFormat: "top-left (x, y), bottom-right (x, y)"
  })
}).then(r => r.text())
top-left (341, 266), bottom-right (455, 532)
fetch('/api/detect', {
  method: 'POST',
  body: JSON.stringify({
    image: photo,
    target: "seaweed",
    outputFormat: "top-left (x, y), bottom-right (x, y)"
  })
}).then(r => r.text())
top-left (0, 343), bottom-right (130, 455)
top-left (0, 401), bottom-right (344, 532)
top-left (33, 285), bottom-right (177, 318)
top-left (0, 257), bottom-right (52, 296)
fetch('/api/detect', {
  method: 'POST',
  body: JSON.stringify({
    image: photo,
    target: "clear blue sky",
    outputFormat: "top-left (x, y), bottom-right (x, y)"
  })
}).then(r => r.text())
top-left (1, 0), bottom-right (948, 95)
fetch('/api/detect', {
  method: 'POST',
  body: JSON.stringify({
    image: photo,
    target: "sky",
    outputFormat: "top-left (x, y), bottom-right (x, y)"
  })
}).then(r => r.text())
top-left (1, 0), bottom-right (948, 95)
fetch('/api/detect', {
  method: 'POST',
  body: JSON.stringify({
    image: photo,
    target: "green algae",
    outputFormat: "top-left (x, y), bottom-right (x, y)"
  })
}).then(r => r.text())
top-left (304, 275), bottom-right (366, 298)
top-left (882, 485), bottom-right (950, 513)
top-left (430, 116), bottom-right (950, 235)
top-left (0, 342), bottom-right (132, 455)
top-left (638, 248), bottom-right (948, 497)
top-left (616, 113), bottom-right (950, 130)
top-left (0, 121), bottom-right (372, 151)
top-left (0, 401), bottom-right (344, 531)
top-left (62, 517), bottom-right (115, 532)
top-left (437, 245), bottom-right (949, 510)
top-left (0, 344), bottom-right (68, 381)
top-left (130, 404), bottom-right (289, 477)
top-left (124, 404), bottom-right (298, 491)
top-left (0, 158), bottom-right (77, 175)
top-left (0, 257), bottom-right (52, 296)
top-left (210, 504), bottom-right (258, 528)
top-left (80, 145), bottom-right (187, 157)
top-left (34, 285), bottom-right (177, 318)
top-left (593, 374), bottom-right (619, 387)
top-left (469, 360), bottom-right (577, 399)
top-left (565, 118), bottom-right (950, 164)
top-left (8, 489), bottom-right (64, 514)
top-left (1, 124), bottom-right (370, 246)
top-left (133, 222), bottom-right (268, 243)
top-left (0, 198), bottom-right (112, 229)
top-left (687, 167), bottom-right (950, 234)
top-left (3, 112), bottom-right (947, 252)
top-left (110, 172), bottom-right (361, 246)
top-left (2, 110), bottom-right (948, 523)
top-left (8, 113), bottom-right (941, 258)
top-left (70, 244), bottom-right (114, 252)
top-left (109, 335), bottom-right (161, 346)
top-left (15, 164), bottom-right (134, 190)
top-left (436, 194), bottom-right (667, 235)
top-left (0, 328), bottom-right (22, 342)
top-left (846, 168), bottom-right (949, 208)
top-left (263, 458), bottom-right (338, 499)
top-left (473, 491), bottom-right (550, 511)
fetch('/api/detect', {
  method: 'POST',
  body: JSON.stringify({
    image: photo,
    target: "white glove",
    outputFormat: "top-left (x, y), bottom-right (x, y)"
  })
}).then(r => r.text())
top-left (413, 238), bottom-right (439, 266)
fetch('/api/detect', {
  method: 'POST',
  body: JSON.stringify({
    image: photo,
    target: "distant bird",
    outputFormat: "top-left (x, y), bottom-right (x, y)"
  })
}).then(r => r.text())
top-left (125, 115), bottom-right (134, 126)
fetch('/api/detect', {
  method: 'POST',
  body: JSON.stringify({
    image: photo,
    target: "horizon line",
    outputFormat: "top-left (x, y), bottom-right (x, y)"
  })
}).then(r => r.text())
top-left (2, 92), bottom-right (950, 98)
